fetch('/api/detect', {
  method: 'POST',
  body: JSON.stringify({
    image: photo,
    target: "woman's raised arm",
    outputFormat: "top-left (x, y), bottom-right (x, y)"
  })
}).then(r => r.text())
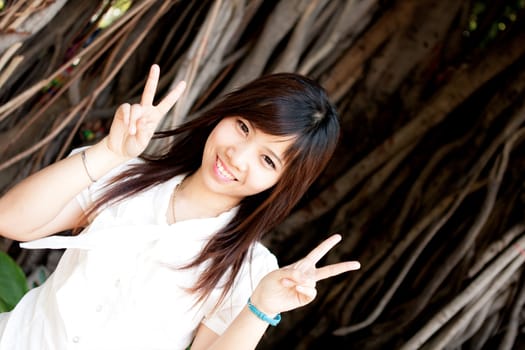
top-left (0, 65), bottom-right (185, 241)
top-left (191, 234), bottom-right (361, 350)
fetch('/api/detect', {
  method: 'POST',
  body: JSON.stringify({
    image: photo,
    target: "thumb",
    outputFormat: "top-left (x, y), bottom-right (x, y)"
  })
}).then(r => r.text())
top-left (134, 119), bottom-right (153, 150)
top-left (275, 266), bottom-right (314, 286)
top-left (295, 285), bottom-right (317, 300)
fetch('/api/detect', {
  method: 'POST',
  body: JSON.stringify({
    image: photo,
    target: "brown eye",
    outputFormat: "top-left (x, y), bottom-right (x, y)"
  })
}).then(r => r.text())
top-left (238, 120), bottom-right (249, 135)
top-left (263, 155), bottom-right (276, 169)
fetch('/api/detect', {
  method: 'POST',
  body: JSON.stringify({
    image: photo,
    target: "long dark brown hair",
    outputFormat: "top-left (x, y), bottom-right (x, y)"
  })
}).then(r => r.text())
top-left (87, 73), bottom-right (340, 304)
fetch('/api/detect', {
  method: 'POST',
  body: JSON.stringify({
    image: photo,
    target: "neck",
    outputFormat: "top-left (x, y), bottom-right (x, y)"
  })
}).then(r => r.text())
top-left (173, 173), bottom-right (238, 221)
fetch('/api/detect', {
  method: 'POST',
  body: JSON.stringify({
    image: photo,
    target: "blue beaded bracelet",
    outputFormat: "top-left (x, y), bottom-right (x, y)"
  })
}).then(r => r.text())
top-left (247, 298), bottom-right (281, 326)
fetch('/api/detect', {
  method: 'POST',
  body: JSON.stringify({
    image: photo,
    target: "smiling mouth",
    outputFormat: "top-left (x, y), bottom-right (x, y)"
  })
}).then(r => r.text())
top-left (216, 157), bottom-right (237, 181)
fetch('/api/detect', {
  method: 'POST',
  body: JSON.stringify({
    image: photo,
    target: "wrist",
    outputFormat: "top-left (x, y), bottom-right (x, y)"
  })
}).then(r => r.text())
top-left (96, 137), bottom-right (132, 163)
top-left (249, 291), bottom-right (279, 318)
top-left (247, 298), bottom-right (281, 326)
top-left (80, 139), bottom-right (131, 183)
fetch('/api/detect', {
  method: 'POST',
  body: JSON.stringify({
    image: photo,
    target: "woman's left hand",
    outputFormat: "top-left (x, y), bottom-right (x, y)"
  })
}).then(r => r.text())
top-left (250, 234), bottom-right (360, 316)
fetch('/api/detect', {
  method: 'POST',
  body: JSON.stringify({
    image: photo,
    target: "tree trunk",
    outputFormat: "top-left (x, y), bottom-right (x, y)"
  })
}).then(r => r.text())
top-left (1, 1), bottom-right (525, 349)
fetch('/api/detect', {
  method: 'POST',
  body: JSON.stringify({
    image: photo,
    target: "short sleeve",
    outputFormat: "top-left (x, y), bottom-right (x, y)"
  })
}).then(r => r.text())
top-left (68, 147), bottom-right (142, 216)
top-left (202, 243), bottom-right (279, 335)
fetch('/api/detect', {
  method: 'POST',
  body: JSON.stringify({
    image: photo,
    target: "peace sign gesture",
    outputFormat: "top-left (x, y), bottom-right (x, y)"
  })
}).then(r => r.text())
top-left (250, 234), bottom-right (361, 316)
top-left (106, 64), bottom-right (186, 159)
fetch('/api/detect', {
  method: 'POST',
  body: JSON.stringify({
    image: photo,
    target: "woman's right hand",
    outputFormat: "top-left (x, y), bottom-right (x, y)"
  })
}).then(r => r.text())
top-left (105, 64), bottom-right (186, 158)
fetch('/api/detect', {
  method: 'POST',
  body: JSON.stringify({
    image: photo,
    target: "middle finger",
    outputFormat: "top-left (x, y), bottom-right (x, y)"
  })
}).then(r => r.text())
top-left (157, 80), bottom-right (186, 115)
top-left (315, 261), bottom-right (361, 282)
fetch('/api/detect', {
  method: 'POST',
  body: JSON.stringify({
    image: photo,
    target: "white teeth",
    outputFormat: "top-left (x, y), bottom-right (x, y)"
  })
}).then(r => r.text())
top-left (217, 159), bottom-right (235, 180)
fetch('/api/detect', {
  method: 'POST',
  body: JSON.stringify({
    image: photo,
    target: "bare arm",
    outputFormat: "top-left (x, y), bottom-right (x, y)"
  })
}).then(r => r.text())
top-left (191, 235), bottom-right (361, 350)
top-left (0, 65), bottom-right (186, 241)
top-left (0, 140), bottom-right (128, 241)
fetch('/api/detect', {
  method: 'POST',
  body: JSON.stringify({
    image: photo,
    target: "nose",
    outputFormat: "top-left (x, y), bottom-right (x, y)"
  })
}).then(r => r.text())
top-left (226, 143), bottom-right (250, 172)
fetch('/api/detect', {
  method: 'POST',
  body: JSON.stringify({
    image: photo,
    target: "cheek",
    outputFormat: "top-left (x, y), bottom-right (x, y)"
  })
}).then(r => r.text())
top-left (201, 139), bottom-right (214, 164)
top-left (248, 169), bottom-right (282, 193)
top-left (203, 127), bottom-right (227, 157)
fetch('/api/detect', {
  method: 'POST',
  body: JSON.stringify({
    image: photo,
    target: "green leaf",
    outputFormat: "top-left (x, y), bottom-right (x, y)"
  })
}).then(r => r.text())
top-left (0, 296), bottom-right (9, 313)
top-left (0, 252), bottom-right (28, 311)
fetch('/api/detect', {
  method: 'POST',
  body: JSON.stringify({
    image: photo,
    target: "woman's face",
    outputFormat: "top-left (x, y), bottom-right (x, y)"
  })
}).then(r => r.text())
top-left (197, 116), bottom-right (295, 203)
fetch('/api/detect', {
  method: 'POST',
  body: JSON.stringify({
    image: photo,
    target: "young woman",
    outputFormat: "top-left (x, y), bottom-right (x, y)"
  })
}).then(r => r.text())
top-left (0, 65), bottom-right (360, 349)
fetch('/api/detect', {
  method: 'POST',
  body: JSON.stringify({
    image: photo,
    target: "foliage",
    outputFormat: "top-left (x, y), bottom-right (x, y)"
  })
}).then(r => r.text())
top-left (464, 0), bottom-right (525, 47)
top-left (0, 252), bottom-right (28, 313)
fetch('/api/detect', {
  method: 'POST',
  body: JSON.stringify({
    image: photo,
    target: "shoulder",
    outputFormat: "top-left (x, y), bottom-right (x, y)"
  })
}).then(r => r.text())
top-left (201, 243), bottom-right (278, 335)
top-left (234, 242), bottom-right (278, 289)
top-left (248, 241), bottom-right (279, 270)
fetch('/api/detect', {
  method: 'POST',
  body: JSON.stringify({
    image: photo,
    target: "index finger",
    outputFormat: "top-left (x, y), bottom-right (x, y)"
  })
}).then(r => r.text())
top-left (140, 64), bottom-right (160, 106)
top-left (303, 234), bottom-right (342, 265)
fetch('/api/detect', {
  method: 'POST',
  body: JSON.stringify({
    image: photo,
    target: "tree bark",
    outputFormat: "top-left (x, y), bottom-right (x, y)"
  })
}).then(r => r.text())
top-left (2, 1), bottom-right (525, 349)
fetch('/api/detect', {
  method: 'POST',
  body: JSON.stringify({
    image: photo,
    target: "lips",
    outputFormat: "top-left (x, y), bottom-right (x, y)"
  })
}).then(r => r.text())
top-left (215, 156), bottom-right (237, 181)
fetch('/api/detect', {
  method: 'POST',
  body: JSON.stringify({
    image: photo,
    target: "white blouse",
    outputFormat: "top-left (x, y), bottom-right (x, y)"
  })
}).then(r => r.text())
top-left (0, 160), bottom-right (278, 350)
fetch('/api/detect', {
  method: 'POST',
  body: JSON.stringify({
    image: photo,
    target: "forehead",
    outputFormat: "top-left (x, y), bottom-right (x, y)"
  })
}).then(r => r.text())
top-left (253, 123), bottom-right (296, 141)
top-left (258, 129), bottom-right (295, 149)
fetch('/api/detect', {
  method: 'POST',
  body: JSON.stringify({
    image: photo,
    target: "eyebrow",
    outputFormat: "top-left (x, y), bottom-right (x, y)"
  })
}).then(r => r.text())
top-left (245, 119), bottom-right (285, 168)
